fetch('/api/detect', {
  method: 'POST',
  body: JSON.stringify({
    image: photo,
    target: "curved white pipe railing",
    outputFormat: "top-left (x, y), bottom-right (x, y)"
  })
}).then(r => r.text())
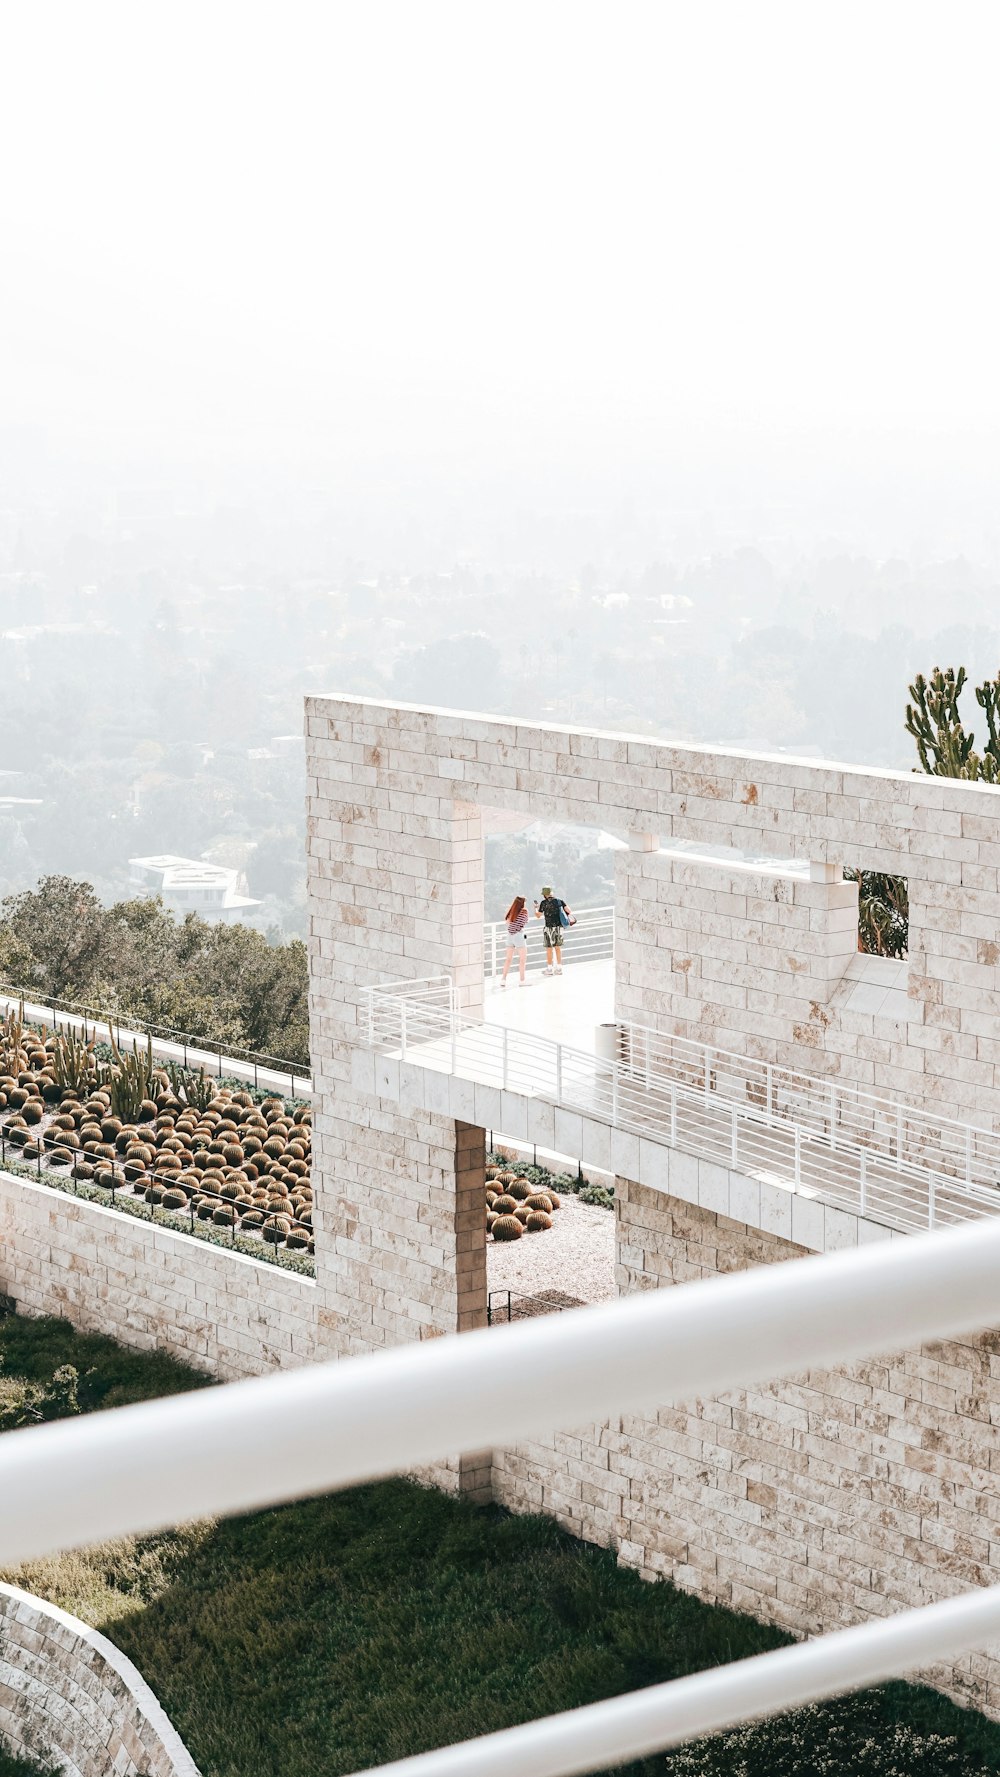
top-left (340, 1584), bottom-right (1000, 1777)
top-left (1, 1219), bottom-right (999, 1557)
top-left (7, 1223), bottom-right (1000, 1776)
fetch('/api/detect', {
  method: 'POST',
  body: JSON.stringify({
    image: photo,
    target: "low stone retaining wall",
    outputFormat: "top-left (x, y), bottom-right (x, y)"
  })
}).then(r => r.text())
top-left (0, 1583), bottom-right (199, 1776)
top-left (0, 1171), bottom-right (317, 1380)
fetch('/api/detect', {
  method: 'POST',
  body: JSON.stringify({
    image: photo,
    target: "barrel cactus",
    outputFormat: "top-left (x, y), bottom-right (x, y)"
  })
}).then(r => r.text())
top-left (491, 1214), bottom-right (523, 1241)
top-left (524, 1193), bottom-right (553, 1213)
top-left (525, 1210), bottom-right (553, 1231)
top-left (492, 1194), bottom-right (518, 1215)
top-left (161, 1187), bottom-right (188, 1211)
top-left (262, 1214), bottom-right (291, 1245)
top-left (507, 1179), bottom-right (532, 1202)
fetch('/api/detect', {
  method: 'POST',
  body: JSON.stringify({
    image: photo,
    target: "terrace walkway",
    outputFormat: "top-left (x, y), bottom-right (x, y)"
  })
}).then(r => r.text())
top-left (365, 968), bottom-right (1000, 1241)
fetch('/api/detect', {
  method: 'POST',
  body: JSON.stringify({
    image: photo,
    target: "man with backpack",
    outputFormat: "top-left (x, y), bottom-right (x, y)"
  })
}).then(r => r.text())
top-left (534, 885), bottom-right (574, 976)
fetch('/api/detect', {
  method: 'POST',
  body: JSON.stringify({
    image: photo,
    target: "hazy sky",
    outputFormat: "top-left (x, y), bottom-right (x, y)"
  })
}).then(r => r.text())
top-left (4, 2), bottom-right (1000, 537)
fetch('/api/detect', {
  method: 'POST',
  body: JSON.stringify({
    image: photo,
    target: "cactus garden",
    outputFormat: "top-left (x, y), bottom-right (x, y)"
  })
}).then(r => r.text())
top-left (486, 1159), bottom-right (560, 1240)
top-left (0, 1008), bottom-right (314, 1270)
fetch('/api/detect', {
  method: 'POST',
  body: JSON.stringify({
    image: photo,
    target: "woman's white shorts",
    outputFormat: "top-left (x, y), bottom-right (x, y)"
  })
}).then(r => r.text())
top-left (506, 930), bottom-right (527, 950)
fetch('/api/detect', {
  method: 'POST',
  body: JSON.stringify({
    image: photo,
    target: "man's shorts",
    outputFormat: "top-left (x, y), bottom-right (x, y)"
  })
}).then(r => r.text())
top-left (544, 924), bottom-right (565, 949)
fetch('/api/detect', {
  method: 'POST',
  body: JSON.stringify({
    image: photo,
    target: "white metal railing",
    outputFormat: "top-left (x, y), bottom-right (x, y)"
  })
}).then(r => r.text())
top-left (6, 1220), bottom-right (1000, 1777)
top-left (483, 903), bottom-right (613, 978)
top-left (362, 988), bottom-right (1000, 1236)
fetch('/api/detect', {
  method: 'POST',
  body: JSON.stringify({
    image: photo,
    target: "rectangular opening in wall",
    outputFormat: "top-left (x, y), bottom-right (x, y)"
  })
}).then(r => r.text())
top-left (845, 868), bottom-right (908, 959)
top-left (839, 868), bottom-right (910, 1019)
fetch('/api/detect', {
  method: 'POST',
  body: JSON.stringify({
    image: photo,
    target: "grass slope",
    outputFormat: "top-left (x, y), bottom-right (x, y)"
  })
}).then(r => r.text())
top-left (3, 1313), bottom-right (1000, 1777)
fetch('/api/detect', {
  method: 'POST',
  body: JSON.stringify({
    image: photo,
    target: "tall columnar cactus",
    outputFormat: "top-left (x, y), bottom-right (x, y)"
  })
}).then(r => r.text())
top-left (100, 1030), bottom-right (157, 1123)
top-left (905, 666), bottom-right (1000, 782)
top-left (51, 1030), bottom-right (96, 1095)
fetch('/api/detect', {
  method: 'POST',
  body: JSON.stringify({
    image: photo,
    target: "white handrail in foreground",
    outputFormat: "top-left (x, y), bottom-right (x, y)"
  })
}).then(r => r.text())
top-left (6, 1221), bottom-right (1000, 1777)
top-left (341, 1584), bottom-right (1000, 1777)
top-left (2, 1218), bottom-right (1000, 1566)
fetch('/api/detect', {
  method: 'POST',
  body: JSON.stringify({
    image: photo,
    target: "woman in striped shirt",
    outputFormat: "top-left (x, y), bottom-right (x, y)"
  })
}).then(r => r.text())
top-left (500, 895), bottom-right (530, 988)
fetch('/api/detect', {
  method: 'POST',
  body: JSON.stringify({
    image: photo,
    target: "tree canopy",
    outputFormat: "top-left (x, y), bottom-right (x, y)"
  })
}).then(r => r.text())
top-left (0, 877), bottom-right (309, 1067)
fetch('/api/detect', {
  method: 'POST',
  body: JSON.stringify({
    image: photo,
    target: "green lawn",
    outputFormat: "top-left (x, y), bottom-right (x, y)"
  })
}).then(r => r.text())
top-left (3, 1312), bottom-right (1000, 1777)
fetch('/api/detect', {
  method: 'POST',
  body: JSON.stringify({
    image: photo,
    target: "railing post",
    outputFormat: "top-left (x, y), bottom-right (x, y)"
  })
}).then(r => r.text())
top-left (966, 1125), bottom-right (973, 1187)
top-left (703, 1051), bottom-right (711, 1102)
top-left (450, 1001), bottom-right (457, 1075)
top-left (612, 1060), bottom-right (619, 1124)
top-left (929, 1174), bottom-right (936, 1230)
top-left (555, 1043), bottom-right (563, 1102)
top-left (829, 1083), bottom-right (837, 1151)
top-left (400, 1002), bottom-right (408, 1063)
top-left (859, 1146), bottom-right (867, 1217)
top-left (896, 1106), bottom-right (904, 1172)
top-left (670, 1083), bottom-right (677, 1146)
top-left (502, 1027), bottom-right (508, 1092)
top-left (731, 1102), bottom-right (738, 1168)
top-left (766, 1062), bottom-right (773, 1121)
top-left (794, 1123), bottom-right (801, 1189)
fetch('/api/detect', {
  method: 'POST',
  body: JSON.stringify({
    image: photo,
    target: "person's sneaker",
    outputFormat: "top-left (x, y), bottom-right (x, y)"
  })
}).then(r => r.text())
top-left (554, 965), bottom-right (563, 975)
top-left (543, 966), bottom-right (554, 976)
top-left (498, 979), bottom-right (506, 989)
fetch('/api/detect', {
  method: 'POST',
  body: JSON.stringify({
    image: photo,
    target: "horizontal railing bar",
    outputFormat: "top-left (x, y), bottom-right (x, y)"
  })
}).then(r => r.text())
top-left (340, 1582), bottom-right (1000, 1777)
top-left (0, 985), bottom-right (311, 1090)
top-left (363, 984), bottom-right (1000, 1227)
top-left (3, 1217), bottom-right (1000, 1568)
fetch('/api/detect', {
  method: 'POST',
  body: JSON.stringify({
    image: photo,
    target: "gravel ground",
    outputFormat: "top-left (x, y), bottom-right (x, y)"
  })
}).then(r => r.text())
top-left (487, 1192), bottom-right (615, 1313)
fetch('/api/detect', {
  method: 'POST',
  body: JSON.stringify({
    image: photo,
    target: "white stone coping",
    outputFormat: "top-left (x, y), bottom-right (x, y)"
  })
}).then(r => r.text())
top-left (309, 690), bottom-right (1000, 800)
top-left (0, 1168), bottom-right (317, 1295)
top-left (0, 1581), bottom-right (201, 1775)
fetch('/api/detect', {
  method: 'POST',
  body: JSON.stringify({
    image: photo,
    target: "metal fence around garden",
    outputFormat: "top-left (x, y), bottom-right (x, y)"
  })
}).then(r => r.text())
top-left (1, 1124), bottom-right (314, 1273)
top-left (0, 981), bottom-right (311, 1097)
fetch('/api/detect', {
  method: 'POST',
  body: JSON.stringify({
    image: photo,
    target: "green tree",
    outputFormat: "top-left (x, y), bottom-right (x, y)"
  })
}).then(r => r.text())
top-left (0, 877), bottom-right (310, 1067)
top-left (0, 876), bottom-right (112, 995)
top-left (845, 869), bottom-right (908, 959)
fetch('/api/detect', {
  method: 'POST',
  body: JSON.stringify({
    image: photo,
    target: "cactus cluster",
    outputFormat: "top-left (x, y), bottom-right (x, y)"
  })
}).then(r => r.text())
top-left (485, 1166), bottom-right (559, 1240)
top-left (0, 1014), bottom-right (314, 1258)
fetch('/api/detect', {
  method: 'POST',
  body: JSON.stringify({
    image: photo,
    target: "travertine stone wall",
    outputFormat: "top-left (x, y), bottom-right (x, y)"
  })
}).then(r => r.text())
top-left (0, 1173), bottom-right (317, 1380)
top-left (305, 704), bottom-right (489, 1384)
top-left (307, 695), bottom-right (1000, 1130)
top-left (495, 1173), bottom-right (1000, 1714)
top-left (615, 850), bottom-right (861, 1036)
top-left (0, 1583), bottom-right (199, 1777)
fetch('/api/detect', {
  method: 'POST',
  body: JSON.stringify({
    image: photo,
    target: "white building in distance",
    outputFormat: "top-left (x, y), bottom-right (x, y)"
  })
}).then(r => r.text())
top-left (128, 855), bottom-right (260, 924)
